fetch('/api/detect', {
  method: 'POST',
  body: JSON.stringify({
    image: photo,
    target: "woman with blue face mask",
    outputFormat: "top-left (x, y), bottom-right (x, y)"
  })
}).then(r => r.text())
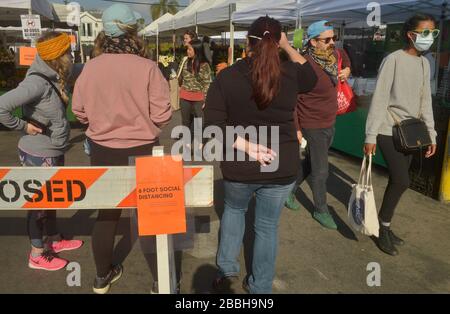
top-left (364, 14), bottom-right (438, 256)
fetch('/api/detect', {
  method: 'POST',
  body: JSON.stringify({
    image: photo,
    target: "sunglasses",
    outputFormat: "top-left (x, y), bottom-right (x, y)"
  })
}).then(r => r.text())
top-left (412, 28), bottom-right (440, 38)
top-left (315, 35), bottom-right (338, 44)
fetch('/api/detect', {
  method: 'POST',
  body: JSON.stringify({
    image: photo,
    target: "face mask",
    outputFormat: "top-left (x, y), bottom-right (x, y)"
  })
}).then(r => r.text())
top-left (412, 33), bottom-right (434, 52)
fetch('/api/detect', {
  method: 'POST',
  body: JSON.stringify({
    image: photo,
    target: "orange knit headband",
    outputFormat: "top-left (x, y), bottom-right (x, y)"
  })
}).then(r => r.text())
top-left (36, 33), bottom-right (71, 61)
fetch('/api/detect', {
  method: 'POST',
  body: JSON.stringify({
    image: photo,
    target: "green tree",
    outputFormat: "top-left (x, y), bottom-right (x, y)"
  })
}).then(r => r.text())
top-left (150, 0), bottom-right (179, 21)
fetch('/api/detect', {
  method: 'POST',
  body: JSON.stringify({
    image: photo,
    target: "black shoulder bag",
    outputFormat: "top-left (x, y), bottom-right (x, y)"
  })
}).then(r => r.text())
top-left (389, 57), bottom-right (432, 154)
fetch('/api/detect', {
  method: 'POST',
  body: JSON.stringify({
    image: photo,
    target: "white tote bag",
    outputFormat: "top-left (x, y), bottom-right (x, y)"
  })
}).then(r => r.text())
top-left (169, 57), bottom-right (189, 111)
top-left (348, 154), bottom-right (379, 237)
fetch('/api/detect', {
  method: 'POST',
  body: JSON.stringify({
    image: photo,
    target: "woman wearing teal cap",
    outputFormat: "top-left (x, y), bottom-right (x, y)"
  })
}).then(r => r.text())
top-left (72, 3), bottom-right (172, 294)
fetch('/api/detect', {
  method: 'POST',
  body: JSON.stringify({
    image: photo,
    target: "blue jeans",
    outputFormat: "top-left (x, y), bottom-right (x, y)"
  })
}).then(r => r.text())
top-left (217, 180), bottom-right (295, 294)
top-left (295, 127), bottom-right (335, 213)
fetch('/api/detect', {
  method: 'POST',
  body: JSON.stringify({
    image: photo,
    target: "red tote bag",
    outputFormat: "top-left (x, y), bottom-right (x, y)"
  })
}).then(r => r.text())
top-left (336, 49), bottom-right (357, 115)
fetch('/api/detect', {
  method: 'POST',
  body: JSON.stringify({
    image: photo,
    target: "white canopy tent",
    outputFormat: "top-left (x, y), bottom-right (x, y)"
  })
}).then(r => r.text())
top-left (152, 0), bottom-right (449, 64)
top-left (158, 0), bottom-right (211, 34)
top-left (139, 12), bottom-right (174, 37)
top-left (194, 0), bottom-right (254, 33)
top-left (232, 0), bottom-right (301, 26)
top-left (231, 0), bottom-right (445, 26)
top-left (300, 0), bottom-right (447, 25)
top-left (0, 0), bottom-right (54, 22)
top-left (231, 0), bottom-right (448, 66)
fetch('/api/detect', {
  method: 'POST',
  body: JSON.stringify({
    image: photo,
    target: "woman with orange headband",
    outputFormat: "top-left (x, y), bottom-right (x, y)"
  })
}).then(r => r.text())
top-left (0, 32), bottom-right (83, 271)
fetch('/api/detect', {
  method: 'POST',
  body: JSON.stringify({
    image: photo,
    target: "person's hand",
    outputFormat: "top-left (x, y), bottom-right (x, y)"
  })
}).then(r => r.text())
top-left (202, 103), bottom-right (206, 110)
top-left (246, 142), bottom-right (277, 167)
top-left (364, 143), bottom-right (376, 155)
top-left (339, 67), bottom-right (351, 82)
top-left (26, 123), bottom-right (42, 136)
top-left (279, 32), bottom-right (290, 51)
top-left (425, 144), bottom-right (437, 158)
top-left (296, 130), bottom-right (303, 144)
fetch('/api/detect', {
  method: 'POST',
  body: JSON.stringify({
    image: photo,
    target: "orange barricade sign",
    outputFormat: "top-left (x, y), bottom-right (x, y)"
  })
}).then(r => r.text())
top-left (136, 156), bottom-right (186, 236)
top-left (19, 47), bottom-right (37, 66)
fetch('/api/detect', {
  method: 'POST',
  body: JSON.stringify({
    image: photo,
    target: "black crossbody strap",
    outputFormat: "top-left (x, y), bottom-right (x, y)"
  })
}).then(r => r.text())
top-left (28, 72), bottom-right (66, 107)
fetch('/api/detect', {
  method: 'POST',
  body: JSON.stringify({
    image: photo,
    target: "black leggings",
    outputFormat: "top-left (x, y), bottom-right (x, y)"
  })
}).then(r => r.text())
top-left (89, 138), bottom-right (159, 277)
top-left (377, 135), bottom-right (413, 223)
top-left (27, 210), bottom-right (57, 249)
top-left (180, 99), bottom-right (203, 132)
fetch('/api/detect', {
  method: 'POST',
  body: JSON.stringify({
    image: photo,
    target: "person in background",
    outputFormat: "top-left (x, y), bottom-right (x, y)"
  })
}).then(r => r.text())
top-left (424, 50), bottom-right (436, 95)
top-left (0, 32), bottom-right (83, 271)
top-left (179, 39), bottom-right (211, 150)
top-left (205, 16), bottom-right (317, 294)
top-left (202, 35), bottom-right (213, 65)
top-left (183, 29), bottom-right (198, 47)
top-left (285, 21), bottom-right (352, 230)
top-left (72, 3), bottom-right (172, 294)
top-left (364, 14), bottom-right (438, 256)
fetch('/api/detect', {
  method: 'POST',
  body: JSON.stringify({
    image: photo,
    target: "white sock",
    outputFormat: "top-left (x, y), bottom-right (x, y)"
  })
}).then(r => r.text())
top-left (31, 251), bottom-right (42, 258)
top-left (381, 221), bottom-right (391, 227)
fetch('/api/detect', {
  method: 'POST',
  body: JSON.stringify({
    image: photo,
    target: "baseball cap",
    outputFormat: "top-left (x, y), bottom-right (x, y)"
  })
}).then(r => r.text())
top-left (307, 20), bottom-right (334, 41)
top-left (102, 4), bottom-right (142, 37)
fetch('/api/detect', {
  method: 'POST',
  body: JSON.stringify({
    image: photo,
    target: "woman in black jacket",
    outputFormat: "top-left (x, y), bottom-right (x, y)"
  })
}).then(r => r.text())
top-left (204, 16), bottom-right (318, 294)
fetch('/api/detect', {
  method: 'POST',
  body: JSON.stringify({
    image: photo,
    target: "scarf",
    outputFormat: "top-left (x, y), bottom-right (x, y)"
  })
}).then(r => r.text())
top-left (102, 35), bottom-right (141, 56)
top-left (306, 45), bottom-right (338, 85)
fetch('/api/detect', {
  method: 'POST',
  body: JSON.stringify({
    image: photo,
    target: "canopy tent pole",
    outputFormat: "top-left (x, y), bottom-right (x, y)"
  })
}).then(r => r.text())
top-left (436, 1), bottom-right (448, 94)
top-left (172, 30), bottom-right (176, 58)
top-left (172, 20), bottom-right (176, 59)
top-left (28, 8), bottom-right (36, 47)
top-left (296, 0), bottom-right (302, 29)
top-left (195, 12), bottom-right (198, 35)
top-left (229, 3), bottom-right (236, 65)
top-left (156, 24), bottom-right (159, 63)
top-left (230, 23), bottom-right (235, 64)
top-left (340, 21), bottom-right (346, 46)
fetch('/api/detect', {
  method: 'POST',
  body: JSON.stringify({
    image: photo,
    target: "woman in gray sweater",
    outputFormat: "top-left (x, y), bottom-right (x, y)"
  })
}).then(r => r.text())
top-left (0, 32), bottom-right (83, 271)
top-left (364, 14), bottom-right (438, 256)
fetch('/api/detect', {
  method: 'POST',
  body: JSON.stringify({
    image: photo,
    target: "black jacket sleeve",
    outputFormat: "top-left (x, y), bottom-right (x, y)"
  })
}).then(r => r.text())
top-left (296, 61), bottom-right (318, 94)
top-left (204, 78), bottom-right (227, 132)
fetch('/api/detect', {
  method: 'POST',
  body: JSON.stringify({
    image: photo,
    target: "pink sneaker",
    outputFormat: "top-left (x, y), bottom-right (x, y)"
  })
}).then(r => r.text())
top-left (50, 239), bottom-right (83, 253)
top-left (28, 252), bottom-right (68, 271)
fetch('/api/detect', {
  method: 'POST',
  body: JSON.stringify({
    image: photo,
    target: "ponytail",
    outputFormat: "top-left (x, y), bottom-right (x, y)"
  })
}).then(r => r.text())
top-left (248, 17), bottom-right (282, 110)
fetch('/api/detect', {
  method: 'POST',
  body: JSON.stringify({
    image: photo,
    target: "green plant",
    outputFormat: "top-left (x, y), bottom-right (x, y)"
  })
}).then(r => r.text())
top-left (150, 0), bottom-right (179, 21)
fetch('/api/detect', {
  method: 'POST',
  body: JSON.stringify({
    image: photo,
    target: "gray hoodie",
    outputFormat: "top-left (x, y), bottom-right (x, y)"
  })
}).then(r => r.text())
top-left (0, 54), bottom-right (70, 157)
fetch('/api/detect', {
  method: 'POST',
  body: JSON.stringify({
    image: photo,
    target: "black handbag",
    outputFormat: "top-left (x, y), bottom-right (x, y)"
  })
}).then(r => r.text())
top-left (389, 57), bottom-right (432, 154)
top-left (391, 118), bottom-right (432, 153)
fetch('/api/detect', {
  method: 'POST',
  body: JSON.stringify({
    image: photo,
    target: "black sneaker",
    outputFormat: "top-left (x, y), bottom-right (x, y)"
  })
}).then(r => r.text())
top-left (93, 264), bottom-right (123, 294)
top-left (388, 229), bottom-right (405, 246)
top-left (212, 275), bottom-right (239, 293)
top-left (150, 281), bottom-right (181, 294)
top-left (377, 225), bottom-right (398, 256)
top-left (242, 277), bottom-right (250, 294)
